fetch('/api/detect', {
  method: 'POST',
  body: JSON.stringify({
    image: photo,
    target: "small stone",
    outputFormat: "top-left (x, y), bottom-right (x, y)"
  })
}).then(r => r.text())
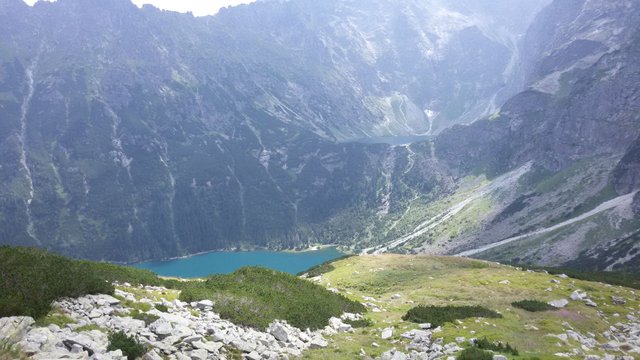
top-left (196, 300), bottom-right (214, 310)
top-left (611, 296), bottom-right (626, 305)
top-left (142, 350), bottom-right (164, 360)
top-left (391, 294), bottom-right (402, 299)
top-left (310, 336), bottom-right (328, 349)
top-left (381, 327), bottom-right (394, 340)
top-left (549, 299), bottom-right (569, 308)
top-left (245, 351), bottom-right (261, 360)
top-left (189, 349), bottom-right (208, 360)
top-left (584, 299), bottom-right (598, 307)
top-left (493, 355), bottom-right (508, 360)
top-left (192, 340), bottom-right (222, 353)
top-left (498, 280), bottom-right (511, 285)
top-left (571, 290), bottom-right (586, 301)
top-left (419, 323), bottom-right (432, 329)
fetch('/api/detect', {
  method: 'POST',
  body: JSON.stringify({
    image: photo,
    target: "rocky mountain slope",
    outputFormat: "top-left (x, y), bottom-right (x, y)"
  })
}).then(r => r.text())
top-left (0, 0), bottom-right (547, 262)
top-left (0, 0), bottom-right (639, 270)
top-left (365, 0), bottom-right (640, 271)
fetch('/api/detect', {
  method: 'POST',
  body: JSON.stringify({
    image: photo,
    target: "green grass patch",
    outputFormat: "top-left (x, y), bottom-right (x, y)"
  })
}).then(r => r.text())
top-left (74, 324), bottom-right (107, 333)
top-left (456, 347), bottom-right (493, 360)
top-left (35, 313), bottom-right (75, 328)
top-left (179, 267), bottom-right (365, 330)
top-left (511, 300), bottom-right (556, 312)
top-left (298, 255), bottom-right (355, 277)
top-left (121, 300), bottom-right (152, 313)
top-left (402, 305), bottom-right (502, 327)
top-left (0, 340), bottom-right (28, 360)
top-left (107, 331), bottom-right (146, 360)
top-left (516, 265), bottom-right (640, 289)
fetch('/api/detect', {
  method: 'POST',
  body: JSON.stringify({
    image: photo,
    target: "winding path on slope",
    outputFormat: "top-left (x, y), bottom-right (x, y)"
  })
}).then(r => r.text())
top-left (455, 191), bottom-right (639, 257)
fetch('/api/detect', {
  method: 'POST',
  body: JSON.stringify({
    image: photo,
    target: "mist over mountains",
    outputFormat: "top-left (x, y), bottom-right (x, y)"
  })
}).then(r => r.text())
top-left (0, 0), bottom-right (638, 269)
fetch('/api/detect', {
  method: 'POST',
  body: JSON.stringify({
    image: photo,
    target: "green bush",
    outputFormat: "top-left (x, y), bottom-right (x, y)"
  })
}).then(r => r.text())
top-left (0, 246), bottom-right (170, 319)
top-left (457, 348), bottom-right (494, 360)
top-left (154, 304), bottom-right (169, 313)
top-left (475, 337), bottom-right (519, 355)
top-left (511, 300), bottom-right (556, 312)
top-left (344, 318), bottom-right (373, 328)
top-left (179, 267), bottom-right (365, 330)
top-left (129, 310), bottom-right (160, 326)
top-left (0, 247), bottom-right (113, 318)
top-left (402, 305), bottom-right (502, 327)
top-left (107, 331), bottom-right (146, 360)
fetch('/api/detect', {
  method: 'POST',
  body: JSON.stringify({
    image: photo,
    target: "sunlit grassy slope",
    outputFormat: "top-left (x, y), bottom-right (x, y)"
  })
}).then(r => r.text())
top-left (303, 254), bottom-right (639, 359)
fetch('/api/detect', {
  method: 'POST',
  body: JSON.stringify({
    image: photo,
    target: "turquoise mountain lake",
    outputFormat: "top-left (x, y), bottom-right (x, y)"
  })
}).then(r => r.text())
top-left (133, 247), bottom-right (344, 278)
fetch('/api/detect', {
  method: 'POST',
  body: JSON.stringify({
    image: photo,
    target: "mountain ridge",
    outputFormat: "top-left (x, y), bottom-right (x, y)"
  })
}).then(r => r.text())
top-left (0, 0), bottom-right (638, 270)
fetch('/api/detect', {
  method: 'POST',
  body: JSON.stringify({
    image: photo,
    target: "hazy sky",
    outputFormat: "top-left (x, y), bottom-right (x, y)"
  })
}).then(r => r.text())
top-left (23, 0), bottom-right (256, 16)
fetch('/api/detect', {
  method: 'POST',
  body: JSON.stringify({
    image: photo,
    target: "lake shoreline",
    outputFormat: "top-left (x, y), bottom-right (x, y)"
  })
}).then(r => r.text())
top-left (131, 246), bottom-right (346, 278)
top-left (121, 243), bottom-right (342, 266)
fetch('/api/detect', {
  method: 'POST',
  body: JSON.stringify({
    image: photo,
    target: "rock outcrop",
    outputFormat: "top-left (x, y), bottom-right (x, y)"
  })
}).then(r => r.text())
top-left (1, 284), bottom-right (351, 360)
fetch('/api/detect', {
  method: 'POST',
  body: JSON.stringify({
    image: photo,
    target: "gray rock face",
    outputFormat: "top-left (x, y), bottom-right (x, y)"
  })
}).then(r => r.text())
top-left (3, 286), bottom-right (342, 360)
top-left (268, 321), bottom-right (291, 342)
top-left (380, 348), bottom-right (408, 360)
top-left (150, 319), bottom-right (173, 337)
top-left (614, 135), bottom-right (640, 195)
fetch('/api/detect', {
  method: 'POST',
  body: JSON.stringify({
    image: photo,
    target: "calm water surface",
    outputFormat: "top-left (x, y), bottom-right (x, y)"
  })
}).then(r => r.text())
top-left (133, 247), bottom-right (344, 278)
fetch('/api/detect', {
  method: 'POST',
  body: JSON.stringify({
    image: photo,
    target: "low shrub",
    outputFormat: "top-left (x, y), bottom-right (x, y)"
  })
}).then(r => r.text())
top-left (154, 304), bottom-right (169, 313)
top-left (130, 311), bottom-right (160, 326)
top-left (179, 267), bottom-right (365, 330)
top-left (344, 318), bottom-right (373, 328)
top-left (457, 347), bottom-right (493, 360)
top-left (0, 247), bottom-right (113, 318)
top-left (511, 300), bottom-right (556, 312)
top-left (402, 305), bottom-right (502, 327)
top-left (0, 246), bottom-right (171, 319)
top-left (107, 331), bottom-right (145, 360)
top-left (475, 337), bottom-right (519, 355)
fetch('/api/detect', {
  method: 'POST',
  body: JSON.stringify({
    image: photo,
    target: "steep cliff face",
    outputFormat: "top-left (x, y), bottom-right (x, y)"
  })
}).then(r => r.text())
top-left (6, 0), bottom-right (509, 261)
top-left (0, 0), bottom-right (638, 267)
top-left (437, 0), bottom-right (640, 173)
top-left (614, 136), bottom-right (640, 194)
top-left (420, 0), bottom-right (640, 269)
